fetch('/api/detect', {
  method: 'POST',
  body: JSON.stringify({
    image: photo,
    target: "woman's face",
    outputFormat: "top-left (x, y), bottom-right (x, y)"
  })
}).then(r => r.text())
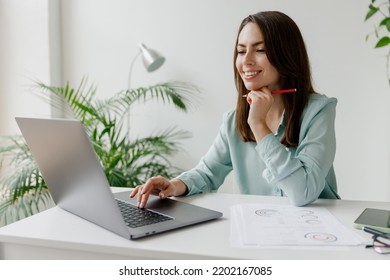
top-left (235, 22), bottom-right (281, 91)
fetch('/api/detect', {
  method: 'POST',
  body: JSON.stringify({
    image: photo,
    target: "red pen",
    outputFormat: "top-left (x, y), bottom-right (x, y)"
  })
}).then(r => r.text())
top-left (242, 88), bottom-right (297, 98)
top-left (271, 88), bottom-right (297, 94)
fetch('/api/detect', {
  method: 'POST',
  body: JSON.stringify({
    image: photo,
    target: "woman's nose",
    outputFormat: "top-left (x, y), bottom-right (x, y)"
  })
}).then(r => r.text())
top-left (243, 52), bottom-right (255, 65)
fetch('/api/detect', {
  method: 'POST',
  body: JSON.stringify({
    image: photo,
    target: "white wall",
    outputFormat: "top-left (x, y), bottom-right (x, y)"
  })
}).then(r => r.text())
top-left (0, 0), bottom-right (52, 135)
top-left (1, 0), bottom-right (389, 202)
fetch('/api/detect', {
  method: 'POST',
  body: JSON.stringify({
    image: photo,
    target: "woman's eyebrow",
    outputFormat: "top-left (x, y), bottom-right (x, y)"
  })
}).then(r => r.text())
top-left (237, 41), bottom-right (264, 48)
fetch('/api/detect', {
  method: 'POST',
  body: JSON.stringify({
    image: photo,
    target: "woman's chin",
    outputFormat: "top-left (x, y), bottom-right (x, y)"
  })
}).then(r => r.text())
top-left (243, 82), bottom-right (265, 91)
top-left (244, 84), bottom-right (257, 91)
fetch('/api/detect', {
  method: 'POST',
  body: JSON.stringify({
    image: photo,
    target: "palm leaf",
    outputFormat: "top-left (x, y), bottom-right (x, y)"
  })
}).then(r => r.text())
top-left (0, 136), bottom-right (53, 224)
top-left (34, 78), bottom-right (101, 123)
top-left (102, 81), bottom-right (200, 116)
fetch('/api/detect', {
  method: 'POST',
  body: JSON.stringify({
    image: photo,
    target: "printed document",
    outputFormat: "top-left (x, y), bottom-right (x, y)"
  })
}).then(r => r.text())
top-left (230, 203), bottom-right (368, 248)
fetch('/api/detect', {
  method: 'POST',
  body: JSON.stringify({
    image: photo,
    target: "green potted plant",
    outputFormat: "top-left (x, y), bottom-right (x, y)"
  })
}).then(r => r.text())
top-left (365, 0), bottom-right (390, 85)
top-left (0, 79), bottom-right (199, 225)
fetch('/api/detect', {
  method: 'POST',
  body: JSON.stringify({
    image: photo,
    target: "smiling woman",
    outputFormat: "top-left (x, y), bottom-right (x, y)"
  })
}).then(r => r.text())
top-left (130, 11), bottom-right (340, 208)
top-left (234, 13), bottom-right (313, 147)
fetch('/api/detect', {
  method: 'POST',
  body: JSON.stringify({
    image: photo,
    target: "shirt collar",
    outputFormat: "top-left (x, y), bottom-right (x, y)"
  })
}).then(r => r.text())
top-left (274, 111), bottom-right (286, 136)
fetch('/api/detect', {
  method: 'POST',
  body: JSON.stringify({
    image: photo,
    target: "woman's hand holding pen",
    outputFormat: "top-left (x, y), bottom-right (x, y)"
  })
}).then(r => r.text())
top-left (246, 87), bottom-right (273, 142)
top-left (130, 176), bottom-right (187, 208)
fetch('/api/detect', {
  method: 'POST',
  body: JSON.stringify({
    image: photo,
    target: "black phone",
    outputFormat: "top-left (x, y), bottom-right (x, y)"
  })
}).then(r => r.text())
top-left (354, 208), bottom-right (390, 233)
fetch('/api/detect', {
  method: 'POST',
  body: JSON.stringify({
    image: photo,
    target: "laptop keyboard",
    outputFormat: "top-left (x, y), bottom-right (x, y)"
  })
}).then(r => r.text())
top-left (115, 199), bottom-right (173, 228)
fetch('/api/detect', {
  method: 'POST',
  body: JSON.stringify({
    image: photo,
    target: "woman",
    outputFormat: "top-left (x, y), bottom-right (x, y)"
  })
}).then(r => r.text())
top-left (130, 11), bottom-right (340, 208)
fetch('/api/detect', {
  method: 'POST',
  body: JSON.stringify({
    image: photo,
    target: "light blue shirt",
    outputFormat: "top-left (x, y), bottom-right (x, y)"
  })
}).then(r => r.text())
top-left (177, 93), bottom-right (339, 206)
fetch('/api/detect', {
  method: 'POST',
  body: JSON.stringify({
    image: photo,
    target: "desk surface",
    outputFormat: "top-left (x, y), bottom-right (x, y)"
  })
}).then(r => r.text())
top-left (0, 189), bottom-right (389, 260)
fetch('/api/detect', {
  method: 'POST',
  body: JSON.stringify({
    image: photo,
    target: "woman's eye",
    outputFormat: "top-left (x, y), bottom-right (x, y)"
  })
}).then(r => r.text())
top-left (257, 49), bottom-right (266, 53)
top-left (237, 50), bottom-right (246, 55)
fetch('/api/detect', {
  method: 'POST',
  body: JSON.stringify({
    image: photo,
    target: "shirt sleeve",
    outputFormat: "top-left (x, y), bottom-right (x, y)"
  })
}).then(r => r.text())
top-left (176, 112), bottom-right (233, 196)
top-left (256, 98), bottom-right (337, 206)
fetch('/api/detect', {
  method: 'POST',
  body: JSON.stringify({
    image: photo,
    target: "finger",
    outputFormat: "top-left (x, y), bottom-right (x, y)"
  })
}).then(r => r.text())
top-left (141, 176), bottom-right (167, 195)
top-left (247, 90), bottom-right (263, 105)
top-left (129, 186), bottom-right (141, 198)
top-left (136, 186), bottom-right (144, 207)
top-left (249, 89), bottom-right (273, 105)
top-left (246, 94), bottom-right (252, 105)
top-left (260, 86), bottom-right (272, 95)
top-left (135, 176), bottom-right (172, 208)
top-left (250, 89), bottom-right (268, 98)
top-left (136, 177), bottom-right (165, 208)
top-left (247, 91), bottom-right (259, 105)
top-left (139, 192), bottom-right (151, 209)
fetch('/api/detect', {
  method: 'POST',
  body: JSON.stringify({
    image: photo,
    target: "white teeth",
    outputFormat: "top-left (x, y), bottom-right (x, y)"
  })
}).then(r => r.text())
top-left (244, 71), bottom-right (258, 76)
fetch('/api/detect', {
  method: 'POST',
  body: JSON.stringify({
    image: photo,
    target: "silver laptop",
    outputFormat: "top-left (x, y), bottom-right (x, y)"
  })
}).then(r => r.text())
top-left (16, 117), bottom-right (222, 239)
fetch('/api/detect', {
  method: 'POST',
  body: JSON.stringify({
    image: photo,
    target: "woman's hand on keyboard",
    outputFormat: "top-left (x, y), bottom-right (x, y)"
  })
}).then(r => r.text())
top-left (129, 176), bottom-right (188, 208)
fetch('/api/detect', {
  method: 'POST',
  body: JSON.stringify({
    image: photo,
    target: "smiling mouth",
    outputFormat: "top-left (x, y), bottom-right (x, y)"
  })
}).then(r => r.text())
top-left (243, 71), bottom-right (260, 78)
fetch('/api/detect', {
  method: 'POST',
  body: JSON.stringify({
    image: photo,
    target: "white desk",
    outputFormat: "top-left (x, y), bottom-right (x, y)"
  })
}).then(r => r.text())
top-left (0, 189), bottom-right (389, 260)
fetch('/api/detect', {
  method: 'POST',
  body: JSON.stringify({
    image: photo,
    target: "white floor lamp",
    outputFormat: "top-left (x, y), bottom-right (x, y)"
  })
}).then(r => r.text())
top-left (127, 43), bottom-right (165, 132)
top-left (128, 43), bottom-right (165, 89)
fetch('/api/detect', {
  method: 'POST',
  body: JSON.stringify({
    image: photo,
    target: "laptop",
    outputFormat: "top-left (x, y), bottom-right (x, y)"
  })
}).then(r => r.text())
top-left (15, 117), bottom-right (222, 239)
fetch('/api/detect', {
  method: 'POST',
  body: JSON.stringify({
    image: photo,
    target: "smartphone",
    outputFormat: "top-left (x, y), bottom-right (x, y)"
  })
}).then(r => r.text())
top-left (354, 208), bottom-right (390, 233)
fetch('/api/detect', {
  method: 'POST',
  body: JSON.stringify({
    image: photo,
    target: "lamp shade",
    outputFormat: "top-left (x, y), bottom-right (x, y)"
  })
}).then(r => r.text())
top-left (138, 43), bottom-right (165, 72)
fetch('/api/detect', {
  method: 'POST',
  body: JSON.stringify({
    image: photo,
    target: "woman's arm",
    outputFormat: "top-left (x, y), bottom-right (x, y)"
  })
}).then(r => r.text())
top-left (256, 97), bottom-right (337, 206)
top-left (177, 111), bottom-right (234, 195)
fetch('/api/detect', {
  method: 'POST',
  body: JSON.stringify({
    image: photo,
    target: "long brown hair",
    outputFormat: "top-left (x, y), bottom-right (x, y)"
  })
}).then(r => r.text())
top-left (234, 11), bottom-right (314, 147)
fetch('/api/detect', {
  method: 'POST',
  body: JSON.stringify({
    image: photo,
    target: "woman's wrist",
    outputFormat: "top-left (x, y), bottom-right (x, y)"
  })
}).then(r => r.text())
top-left (170, 178), bottom-right (189, 197)
top-left (249, 122), bottom-right (272, 142)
